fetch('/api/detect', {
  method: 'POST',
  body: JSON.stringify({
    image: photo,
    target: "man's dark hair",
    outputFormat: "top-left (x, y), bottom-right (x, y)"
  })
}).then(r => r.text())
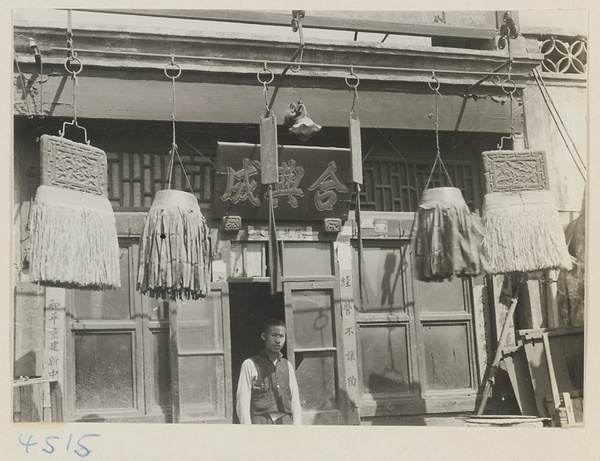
top-left (261, 318), bottom-right (286, 333)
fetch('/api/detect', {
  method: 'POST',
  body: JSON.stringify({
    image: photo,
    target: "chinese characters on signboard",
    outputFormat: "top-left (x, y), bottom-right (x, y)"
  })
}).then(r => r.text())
top-left (43, 289), bottom-right (66, 387)
top-left (214, 143), bottom-right (353, 221)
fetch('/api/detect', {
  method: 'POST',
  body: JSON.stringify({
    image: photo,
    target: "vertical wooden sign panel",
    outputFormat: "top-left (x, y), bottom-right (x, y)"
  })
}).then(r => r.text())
top-left (335, 241), bottom-right (361, 425)
top-left (43, 287), bottom-right (66, 417)
top-left (14, 282), bottom-right (45, 377)
top-left (259, 114), bottom-right (279, 185)
top-left (349, 113), bottom-right (363, 185)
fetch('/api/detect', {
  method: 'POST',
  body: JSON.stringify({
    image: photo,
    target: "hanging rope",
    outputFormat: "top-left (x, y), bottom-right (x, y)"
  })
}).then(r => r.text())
top-left (532, 67), bottom-right (586, 179)
top-left (424, 71), bottom-right (453, 189)
top-left (164, 56), bottom-right (193, 193)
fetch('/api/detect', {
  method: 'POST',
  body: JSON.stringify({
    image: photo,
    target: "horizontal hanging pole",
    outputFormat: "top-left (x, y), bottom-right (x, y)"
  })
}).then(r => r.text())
top-left (37, 45), bottom-right (526, 80)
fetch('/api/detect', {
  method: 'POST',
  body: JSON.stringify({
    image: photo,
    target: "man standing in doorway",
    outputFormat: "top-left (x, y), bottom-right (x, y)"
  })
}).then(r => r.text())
top-left (236, 319), bottom-right (302, 424)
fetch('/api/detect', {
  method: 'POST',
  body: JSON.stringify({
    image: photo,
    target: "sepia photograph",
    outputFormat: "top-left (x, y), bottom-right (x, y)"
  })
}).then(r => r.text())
top-left (9, 6), bottom-right (592, 453)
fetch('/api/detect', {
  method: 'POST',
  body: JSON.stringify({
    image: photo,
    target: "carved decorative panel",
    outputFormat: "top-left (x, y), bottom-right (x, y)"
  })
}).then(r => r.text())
top-left (222, 216), bottom-right (242, 231)
top-left (40, 135), bottom-right (107, 196)
top-left (482, 150), bottom-right (549, 193)
top-left (323, 218), bottom-right (342, 233)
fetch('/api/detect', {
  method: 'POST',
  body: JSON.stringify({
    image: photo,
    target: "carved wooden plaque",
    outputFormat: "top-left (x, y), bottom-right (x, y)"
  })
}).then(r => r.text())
top-left (40, 135), bottom-right (108, 196)
top-left (482, 149), bottom-right (549, 193)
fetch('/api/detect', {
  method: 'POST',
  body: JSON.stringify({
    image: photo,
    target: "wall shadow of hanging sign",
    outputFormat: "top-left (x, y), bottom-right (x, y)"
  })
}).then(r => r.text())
top-left (214, 142), bottom-right (352, 221)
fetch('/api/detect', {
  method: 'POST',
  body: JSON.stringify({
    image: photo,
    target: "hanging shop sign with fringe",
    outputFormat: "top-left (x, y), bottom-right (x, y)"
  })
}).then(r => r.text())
top-left (136, 58), bottom-right (211, 301)
top-left (30, 134), bottom-right (121, 290)
top-left (413, 73), bottom-right (487, 281)
top-left (213, 142), bottom-right (353, 221)
top-left (481, 148), bottom-right (572, 274)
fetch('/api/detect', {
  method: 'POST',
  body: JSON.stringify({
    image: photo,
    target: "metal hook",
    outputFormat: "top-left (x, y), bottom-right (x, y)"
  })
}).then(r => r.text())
top-left (346, 68), bottom-right (360, 113)
top-left (345, 68), bottom-right (360, 89)
top-left (428, 71), bottom-right (441, 93)
top-left (59, 120), bottom-right (90, 145)
top-left (290, 48), bottom-right (303, 73)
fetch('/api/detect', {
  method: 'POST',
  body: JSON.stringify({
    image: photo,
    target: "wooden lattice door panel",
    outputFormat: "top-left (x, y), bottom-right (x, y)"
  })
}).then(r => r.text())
top-left (169, 283), bottom-right (232, 423)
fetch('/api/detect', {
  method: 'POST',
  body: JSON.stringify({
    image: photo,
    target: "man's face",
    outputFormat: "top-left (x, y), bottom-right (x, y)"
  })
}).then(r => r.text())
top-left (261, 325), bottom-right (286, 355)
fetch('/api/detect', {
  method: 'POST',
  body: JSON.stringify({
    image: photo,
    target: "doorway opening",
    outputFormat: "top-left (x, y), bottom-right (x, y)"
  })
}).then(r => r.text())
top-left (229, 282), bottom-right (284, 423)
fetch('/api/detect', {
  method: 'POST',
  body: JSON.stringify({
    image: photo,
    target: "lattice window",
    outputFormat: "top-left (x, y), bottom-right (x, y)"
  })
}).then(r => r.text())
top-left (107, 152), bottom-right (213, 209)
top-left (357, 157), bottom-right (477, 212)
top-left (539, 36), bottom-right (587, 75)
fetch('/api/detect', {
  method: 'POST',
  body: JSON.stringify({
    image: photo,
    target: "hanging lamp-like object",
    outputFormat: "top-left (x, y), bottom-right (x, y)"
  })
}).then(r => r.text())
top-left (414, 73), bottom-right (486, 281)
top-left (137, 59), bottom-right (210, 300)
top-left (29, 50), bottom-right (120, 290)
top-left (284, 99), bottom-right (321, 141)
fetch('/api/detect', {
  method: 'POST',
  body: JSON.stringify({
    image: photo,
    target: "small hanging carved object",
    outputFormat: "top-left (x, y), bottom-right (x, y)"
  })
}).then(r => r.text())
top-left (137, 189), bottom-right (210, 300)
top-left (285, 100), bottom-right (321, 141)
top-left (414, 187), bottom-right (487, 281)
top-left (29, 134), bottom-right (121, 290)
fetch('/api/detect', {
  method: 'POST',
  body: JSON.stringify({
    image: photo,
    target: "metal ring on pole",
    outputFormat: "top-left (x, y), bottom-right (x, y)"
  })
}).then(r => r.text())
top-left (257, 65), bottom-right (275, 85)
top-left (345, 70), bottom-right (360, 89)
top-left (491, 75), bottom-right (502, 86)
top-left (501, 78), bottom-right (517, 95)
top-left (164, 62), bottom-right (182, 80)
top-left (64, 56), bottom-right (83, 76)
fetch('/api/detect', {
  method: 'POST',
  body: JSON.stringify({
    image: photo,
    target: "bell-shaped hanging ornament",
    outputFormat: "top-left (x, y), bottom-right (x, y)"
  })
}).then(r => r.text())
top-left (285, 100), bottom-right (321, 142)
top-left (137, 189), bottom-right (210, 300)
top-left (414, 187), bottom-right (487, 281)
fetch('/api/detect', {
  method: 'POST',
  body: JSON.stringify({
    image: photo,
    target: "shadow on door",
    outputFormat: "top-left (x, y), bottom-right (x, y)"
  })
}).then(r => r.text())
top-left (229, 283), bottom-right (284, 423)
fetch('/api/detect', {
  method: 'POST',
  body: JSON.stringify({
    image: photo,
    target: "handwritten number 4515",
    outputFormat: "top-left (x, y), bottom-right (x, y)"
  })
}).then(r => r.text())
top-left (19, 433), bottom-right (100, 457)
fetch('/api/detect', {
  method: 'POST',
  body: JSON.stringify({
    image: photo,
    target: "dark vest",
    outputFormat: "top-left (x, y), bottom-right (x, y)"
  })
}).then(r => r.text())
top-left (250, 351), bottom-right (293, 417)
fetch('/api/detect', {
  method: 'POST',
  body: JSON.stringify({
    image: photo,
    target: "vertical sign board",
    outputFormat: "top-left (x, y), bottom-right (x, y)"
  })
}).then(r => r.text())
top-left (214, 142), bottom-right (353, 221)
top-left (259, 115), bottom-right (279, 185)
top-left (14, 281), bottom-right (45, 377)
top-left (335, 242), bottom-right (361, 424)
top-left (43, 287), bottom-right (66, 415)
top-left (349, 113), bottom-right (363, 185)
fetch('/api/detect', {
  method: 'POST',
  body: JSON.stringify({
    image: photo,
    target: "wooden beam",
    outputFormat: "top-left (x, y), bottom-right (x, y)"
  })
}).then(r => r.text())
top-left (78, 9), bottom-right (499, 39)
top-left (14, 71), bottom-right (521, 133)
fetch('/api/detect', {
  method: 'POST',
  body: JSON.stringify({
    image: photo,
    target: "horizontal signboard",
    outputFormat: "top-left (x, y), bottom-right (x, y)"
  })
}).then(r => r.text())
top-left (213, 142), bottom-right (353, 221)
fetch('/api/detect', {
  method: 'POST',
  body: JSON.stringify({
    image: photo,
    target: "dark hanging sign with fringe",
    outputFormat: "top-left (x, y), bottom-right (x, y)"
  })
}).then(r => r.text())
top-left (214, 142), bottom-right (352, 221)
